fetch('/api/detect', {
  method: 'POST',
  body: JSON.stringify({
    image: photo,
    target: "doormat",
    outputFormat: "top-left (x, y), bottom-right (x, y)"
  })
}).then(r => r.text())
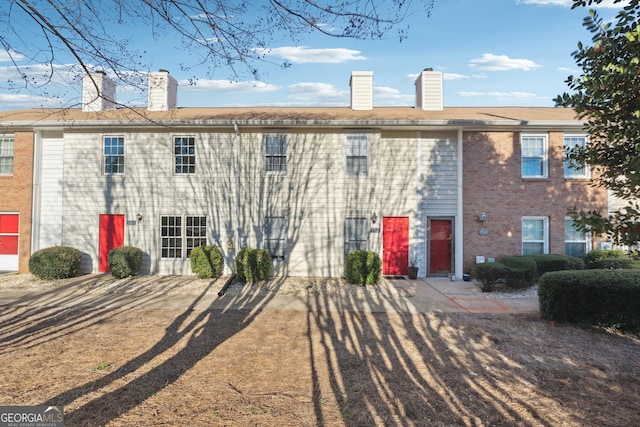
top-left (383, 275), bottom-right (406, 280)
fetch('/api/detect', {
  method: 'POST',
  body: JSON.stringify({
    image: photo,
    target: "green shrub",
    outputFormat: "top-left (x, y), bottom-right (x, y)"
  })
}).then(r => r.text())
top-left (538, 269), bottom-right (640, 330)
top-left (108, 246), bottom-right (143, 279)
top-left (29, 246), bottom-right (82, 279)
top-left (588, 257), bottom-right (640, 270)
top-left (344, 250), bottom-right (381, 285)
top-left (234, 248), bottom-right (272, 283)
top-left (525, 253), bottom-right (585, 278)
top-left (473, 262), bottom-right (508, 292)
top-left (190, 245), bottom-right (224, 279)
top-left (585, 249), bottom-right (624, 268)
top-left (498, 255), bottom-right (537, 288)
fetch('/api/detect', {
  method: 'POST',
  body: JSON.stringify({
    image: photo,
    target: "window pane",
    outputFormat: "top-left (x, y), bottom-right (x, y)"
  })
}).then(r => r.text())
top-left (345, 217), bottom-right (368, 255)
top-left (565, 242), bottom-right (586, 258)
top-left (522, 158), bottom-right (543, 176)
top-left (160, 216), bottom-right (182, 258)
top-left (345, 135), bottom-right (369, 176)
top-left (564, 136), bottom-right (588, 177)
top-left (103, 136), bottom-right (124, 174)
top-left (523, 219), bottom-right (544, 240)
top-left (174, 137), bottom-right (196, 174)
top-left (523, 242), bottom-right (544, 255)
top-left (564, 219), bottom-right (585, 241)
top-left (0, 137), bottom-right (14, 174)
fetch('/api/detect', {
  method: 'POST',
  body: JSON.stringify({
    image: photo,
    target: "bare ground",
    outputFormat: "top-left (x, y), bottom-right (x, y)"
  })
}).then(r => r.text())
top-left (0, 274), bottom-right (639, 426)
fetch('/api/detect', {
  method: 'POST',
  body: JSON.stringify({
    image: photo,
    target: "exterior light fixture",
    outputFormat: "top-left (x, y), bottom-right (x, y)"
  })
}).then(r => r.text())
top-left (478, 212), bottom-right (487, 223)
top-left (136, 213), bottom-right (143, 222)
top-left (371, 212), bottom-right (378, 224)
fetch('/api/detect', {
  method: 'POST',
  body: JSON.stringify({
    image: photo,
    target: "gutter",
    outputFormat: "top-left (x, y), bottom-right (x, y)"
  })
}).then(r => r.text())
top-left (218, 273), bottom-right (237, 297)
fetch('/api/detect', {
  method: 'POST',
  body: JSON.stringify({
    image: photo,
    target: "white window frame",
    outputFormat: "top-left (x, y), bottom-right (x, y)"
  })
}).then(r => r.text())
top-left (263, 133), bottom-right (287, 175)
top-left (522, 216), bottom-right (549, 255)
top-left (173, 135), bottom-right (196, 175)
top-left (564, 134), bottom-right (590, 179)
top-left (521, 134), bottom-right (548, 178)
top-left (103, 135), bottom-right (125, 175)
top-left (564, 217), bottom-right (590, 257)
top-left (160, 214), bottom-right (207, 259)
top-left (344, 217), bottom-right (369, 256)
top-left (344, 133), bottom-right (369, 177)
top-left (264, 216), bottom-right (287, 259)
top-left (0, 136), bottom-right (14, 175)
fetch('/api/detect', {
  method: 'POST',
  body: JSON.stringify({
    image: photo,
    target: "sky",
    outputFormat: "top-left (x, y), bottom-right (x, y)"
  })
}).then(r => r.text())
top-left (0, 0), bottom-right (629, 111)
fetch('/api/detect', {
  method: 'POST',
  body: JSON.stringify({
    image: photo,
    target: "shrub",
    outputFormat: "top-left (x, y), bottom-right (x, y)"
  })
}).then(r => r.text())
top-left (473, 262), bottom-right (508, 292)
top-left (585, 249), bottom-right (624, 268)
top-left (498, 255), bottom-right (537, 288)
top-left (588, 257), bottom-right (640, 270)
top-left (344, 250), bottom-right (381, 285)
top-left (525, 253), bottom-right (585, 278)
top-left (190, 245), bottom-right (224, 279)
top-left (29, 246), bottom-right (82, 279)
top-left (234, 248), bottom-right (272, 283)
top-left (538, 269), bottom-right (640, 330)
top-left (108, 246), bottom-right (143, 279)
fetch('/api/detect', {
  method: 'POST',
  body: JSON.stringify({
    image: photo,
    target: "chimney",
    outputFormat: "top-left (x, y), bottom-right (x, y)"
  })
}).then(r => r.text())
top-left (415, 68), bottom-right (443, 111)
top-left (147, 69), bottom-right (178, 111)
top-left (82, 71), bottom-right (116, 112)
top-left (350, 71), bottom-right (373, 111)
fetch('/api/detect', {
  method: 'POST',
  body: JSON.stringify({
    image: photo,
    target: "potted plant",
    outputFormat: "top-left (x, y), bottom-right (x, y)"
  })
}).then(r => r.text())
top-left (407, 257), bottom-right (419, 280)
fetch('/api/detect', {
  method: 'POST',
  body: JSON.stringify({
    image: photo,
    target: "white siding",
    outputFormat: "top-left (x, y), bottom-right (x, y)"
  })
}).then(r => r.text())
top-left (350, 71), bottom-right (373, 111)
top-left (415, 70), bottom-right (443, 111)
top-left (147, 71), bottom-right (178, 111)
top-left (38, 137), bottom-right (64, 249)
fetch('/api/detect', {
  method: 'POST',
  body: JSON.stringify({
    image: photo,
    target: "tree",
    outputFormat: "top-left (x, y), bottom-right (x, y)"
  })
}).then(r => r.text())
top-left (1, 0), bottom-right (433, 98)
top-left (555, 0), bottom-right (640, 246)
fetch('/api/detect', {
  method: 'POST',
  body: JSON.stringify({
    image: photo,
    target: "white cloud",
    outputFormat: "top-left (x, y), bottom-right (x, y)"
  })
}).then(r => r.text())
top-left (0, 50), bottom-right (26, 63)
top-left (288, 82), bottom-right (348, 104)
top-left (443, 73), bottom-right (469, 80)
top-left (254, 46), bottom-right (366, 64)
top-left (373, 86), bottom-right (413, 105)
top-left (458, 91), bottom-right (537, 99)
top-left (519, 0), bottom-right (629, 7)
top-left (469, 53), bottom-right (541, 71)
top-left (179, 79), bottom-right (280, 93)
top-left (0, 92), bottom-right (61, 109)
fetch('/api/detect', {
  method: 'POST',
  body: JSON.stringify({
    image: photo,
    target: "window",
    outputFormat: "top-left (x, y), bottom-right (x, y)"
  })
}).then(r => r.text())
top-left (103, 136), bottom-right (124, 175)
top-left (564, 135), bottom-right (590, 178)
top-left (264, 134), bottom-right (287, 174)
top-left (161, 215), bottom-right (207, 259)
top-left (264, 216), bottom-right (286, 259)
top-left (344, 217), bottom-right (369, 256)
top-left (344, 134), bottom-right (369, 176)
top-left (522, 217), bottom-right (548, 255)
top-left (0, 136), bottom-right (14, 175)
top-left (521, 135), bottom-right (548, 178)
top-left (565, 218), bottom-right (589, 257)
top-left (174, 136), bottom-right (196, 174)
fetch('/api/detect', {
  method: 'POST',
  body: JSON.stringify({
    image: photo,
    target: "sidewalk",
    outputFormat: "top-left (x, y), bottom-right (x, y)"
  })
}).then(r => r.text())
top-left (0, 273), bottom-right (539, 314)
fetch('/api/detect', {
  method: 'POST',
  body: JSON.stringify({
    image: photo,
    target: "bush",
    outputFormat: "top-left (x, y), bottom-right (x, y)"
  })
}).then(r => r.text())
top-left (29, 246), bottom-right (82, 279)
top-left (585, 249), bottom-right (624, 268)
top-left (344, 250), bottom-right (381, 285)
top-left (190, 246), bottom-right (224, 279)
top-left (538, 269), bottom-right (640, 330)
top-left (234, 248), bottom-right (272, 283)
top-left (498, 255), bottom-right (537, 288)
top-left (108, 246), bottom-right (143, 279)
top-left (525, 253), bottom-right (585, 278)
top-left (588, 257), bottom-right (640, 270)
top-left (474, 262), bottom-right (508, 292)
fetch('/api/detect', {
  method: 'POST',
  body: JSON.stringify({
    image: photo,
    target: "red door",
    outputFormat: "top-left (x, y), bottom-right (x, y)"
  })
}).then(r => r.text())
top-left (99, 214), bottom-right (125, 272)
top-left (382, 217), bottom-right (409, 275)
top-left (430, 219), bottom-right (452, 275)
top-left (0, 214), bottom-right (19, 271)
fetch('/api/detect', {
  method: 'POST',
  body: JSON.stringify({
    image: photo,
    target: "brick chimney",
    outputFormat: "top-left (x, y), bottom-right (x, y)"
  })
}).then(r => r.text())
top-left (415, 68), bottom-right (443, 111)
top-left (147, 69), bottom-right (178, 111)
top-left (350, 71), bottom-right (373, 111)
top-left (82, 71), bottom-right (116, 112)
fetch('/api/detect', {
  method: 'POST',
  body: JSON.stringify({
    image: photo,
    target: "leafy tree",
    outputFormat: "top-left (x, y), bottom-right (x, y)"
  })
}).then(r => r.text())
top-left (1, 0), bottom-right (433, 100)
top-left (555, 0), bottom-right (640, 246)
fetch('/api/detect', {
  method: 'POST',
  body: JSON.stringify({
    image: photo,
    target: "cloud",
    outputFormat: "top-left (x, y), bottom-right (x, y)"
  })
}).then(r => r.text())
top-left (458, 91), bottom-right (538, 99)
top-left (179, 79), bottom-right (280, 93)
top-left (443, 73), bottom-right (469, 80)
top-left (0, 50), bottom-right (26, 63)
top-left (288, 82), bottom-right (348, 104)
top-left (373, 86), bottom-right (413, 105)
top-left (0, 92), bottom-right (61, 109)
top-left (254, 46), bottom-right (366, 64)
top-left (518, 0), bottom-right (629, 7)
top-left (469, 53), bottom-right (541, 71)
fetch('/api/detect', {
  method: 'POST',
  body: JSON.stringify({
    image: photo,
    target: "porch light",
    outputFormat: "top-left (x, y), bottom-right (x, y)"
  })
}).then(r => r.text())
top-left (478, 212), bottom-right (487, 223)
top-left (136, 213), bottom-right (143, 222)
top-left (371, 212), bottom-right (378, 224)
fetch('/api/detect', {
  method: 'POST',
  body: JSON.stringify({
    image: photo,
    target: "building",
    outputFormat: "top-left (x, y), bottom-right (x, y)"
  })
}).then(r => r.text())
top-left (0, 69), bottom-right (607, 277)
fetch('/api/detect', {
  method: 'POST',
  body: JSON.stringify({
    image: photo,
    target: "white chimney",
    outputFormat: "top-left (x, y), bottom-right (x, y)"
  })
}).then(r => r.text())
top-left (415, 68), bottom-right (443, 111)
top-left (350, 71), bottom-right (373, 111)
top-left (147, 69), bottom-right (178, 111)
top-left (82, 71), bottom-right (116, 112)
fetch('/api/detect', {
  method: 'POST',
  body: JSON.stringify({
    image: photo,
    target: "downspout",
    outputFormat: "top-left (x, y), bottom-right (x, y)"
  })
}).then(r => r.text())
top-left (233, 122), bottom-right (242, 260)
top-left (455, 128), bottom-right (464, 279)
top-left (31, 131), bottom-right (42, 253)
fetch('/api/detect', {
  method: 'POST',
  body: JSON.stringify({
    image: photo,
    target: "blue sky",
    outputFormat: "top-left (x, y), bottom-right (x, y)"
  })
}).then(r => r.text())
top-left (0, 0), bottom-right (628, 110)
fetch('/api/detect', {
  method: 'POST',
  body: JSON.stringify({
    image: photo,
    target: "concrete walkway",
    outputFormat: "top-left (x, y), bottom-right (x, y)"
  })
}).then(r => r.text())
top-left (0, 274), bottom-right (539, 314)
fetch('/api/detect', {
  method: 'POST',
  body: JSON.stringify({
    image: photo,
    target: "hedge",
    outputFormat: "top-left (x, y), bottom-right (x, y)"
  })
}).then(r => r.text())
top-left (499, 255), bottom-right (537, 288)
top-left (29, 246), bottom-right (82, 279)
top-left (108, 246), bottom-right (143, 279)
top-left (525, 254), bottom-right (585, 277)
top-left (344, 250), bottom-right (381, 285)
top-left (190, 245), bottom-right (224, 279)
top-left (538, 269), bottom-right (640, 330)
top-left (584, 249), bottom-right (624, 268)
top-left (234, 248), bottom-right (272, 282)
top-left (474, 262), bottom-right (508, 292)
top-left (587, 257), bottom-right (640, 270)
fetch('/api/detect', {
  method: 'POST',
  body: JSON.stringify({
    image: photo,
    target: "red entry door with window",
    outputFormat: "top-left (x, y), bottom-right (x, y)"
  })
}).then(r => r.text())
top-left (0, 214), bottom-right (19, 271)
top-left (430, 219), bottom-right (452, 275)
top-left (99, 214), bottom-right (125, 272)
top-left (382, 217), bottom-right (409, 275)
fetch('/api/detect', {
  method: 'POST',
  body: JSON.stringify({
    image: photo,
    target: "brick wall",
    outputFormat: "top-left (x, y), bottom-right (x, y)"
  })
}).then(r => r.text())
top-left (462, 131), bottom-right (607, 272)
top-left (0, 132), bottom-right (34, 272)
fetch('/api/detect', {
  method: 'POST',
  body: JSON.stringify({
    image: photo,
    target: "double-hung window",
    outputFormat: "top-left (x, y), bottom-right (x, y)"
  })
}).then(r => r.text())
top-left (344, 217), bottom-right (369, 256)
top-left (522, 217), bottom-right (549, 255)
top-left (344, 134), bottom-right (369, 176)
top-left (521, 135), bottom-right (548, 178)
top-left (0, 136), bottom-right (14, 175)
top-left (160, 215), bottom-right (207, 259)
top-left (103, 136), bottom-right (124, 175)
top-left (264, 134), bottom-right (287, 174)
top-left (264, 216), bottom-right (286, 259)
top-left (564, 134), bottom-right (590, 178)
top-left (565, 218), bottom-right (589, 257)
top-left (174, 136), bottom-right (196, 175)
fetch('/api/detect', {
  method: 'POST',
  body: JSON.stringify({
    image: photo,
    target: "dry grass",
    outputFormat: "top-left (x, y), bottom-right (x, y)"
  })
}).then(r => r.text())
top-left (0, 274), bottom-right (639, 426)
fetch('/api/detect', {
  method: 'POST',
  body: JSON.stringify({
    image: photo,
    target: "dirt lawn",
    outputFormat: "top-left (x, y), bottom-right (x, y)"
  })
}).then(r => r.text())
top-left (0, 275), bottom-right (639, 426)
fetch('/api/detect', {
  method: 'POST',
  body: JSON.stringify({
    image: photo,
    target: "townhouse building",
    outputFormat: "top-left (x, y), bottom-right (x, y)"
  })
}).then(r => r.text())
top-left (0, 69), bottom-right (607, 278)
